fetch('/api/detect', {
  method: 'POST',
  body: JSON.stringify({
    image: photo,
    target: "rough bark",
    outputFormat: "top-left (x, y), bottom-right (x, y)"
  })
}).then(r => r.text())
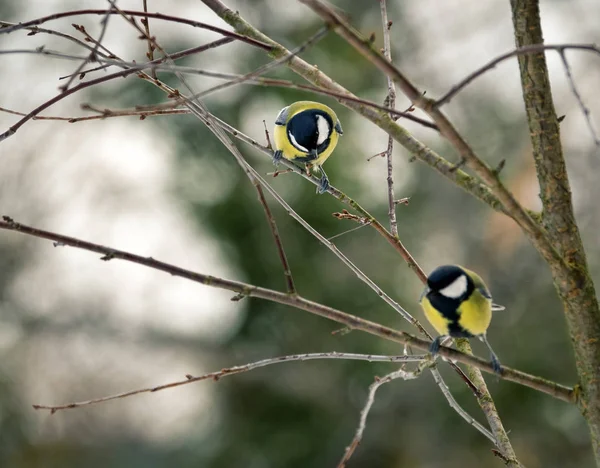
top-left (510, 0), bottom-right (600, 462)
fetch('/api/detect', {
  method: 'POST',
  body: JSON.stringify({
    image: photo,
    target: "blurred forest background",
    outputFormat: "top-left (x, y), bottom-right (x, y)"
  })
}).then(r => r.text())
top-left (1, 0), bottom-right (600, 467)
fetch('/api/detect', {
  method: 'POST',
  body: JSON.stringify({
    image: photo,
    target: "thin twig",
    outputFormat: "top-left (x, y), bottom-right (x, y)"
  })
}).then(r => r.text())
top-left (33, 352), bottom-right (427, 413)
top-left (0, 20), bottom-right (113, 59)
top-left (60, 61), bottom-right (112, 80)
top-left (60, 1), bottom-right (114, 92)
top-left (92, 54), bottom-right (438, 127)
top-left (183, 25), bottom-right (330, 108)
top-left (72, 22), bottom-right (116, 59)
top-left (435, 43), bottom-right (600, 107)
top-left (327, 223), bottom-right (370, 241)
top-left (338, 366), bottom-right (424, 467)
top-left (0, 9), bottom-right (274, 50)
top-left (134, 63), bottom-right (435, 128)
top-left (255, 184), bottom-right (296, 295)
top-left (141, 0), bottom-right (156, 79)
top-left (0, 104), bottom-right (189, 122)
top-left (558, 50), bottom-right (600, 147)
top-left (338, 362), bottom-right (500, 468)
top-left (379, 0), bottom-right (399, 238)
top-left (262, 119), bottom-right (272, 149)
top-left (0, 38), bottom-right (234, 143)
top-left (429, 367), bottom-right (495, 444)
top-left (0, 47), bottom-right (438, 131)
top-left (0, 216), bottom-right (576, 401)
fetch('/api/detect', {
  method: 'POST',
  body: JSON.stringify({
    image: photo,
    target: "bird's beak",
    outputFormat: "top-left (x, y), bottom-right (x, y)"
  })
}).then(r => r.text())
top-left (419, 287), bottom-right (430, 303)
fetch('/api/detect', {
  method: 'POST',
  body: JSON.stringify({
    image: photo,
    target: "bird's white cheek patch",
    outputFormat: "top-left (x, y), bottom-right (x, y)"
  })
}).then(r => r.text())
top-left (288, 131), bottom-right (309, 153)
top-left (439, 275), bottom-right (468, 299)
top-left (315, 115), bottom-right (330, 146)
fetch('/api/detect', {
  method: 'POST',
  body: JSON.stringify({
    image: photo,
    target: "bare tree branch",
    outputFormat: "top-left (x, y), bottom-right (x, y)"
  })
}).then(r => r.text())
top-left (60, 1), bottom-right (114, 91)
top-left (435, 43), bottom-right (600, 108)
top-left (0, 216), bottom-right (575, 401)
top-left (0, 20), bottom-right (113, 58)
top-left (141, 0), bottom-right (157, 79)
top-left (429, 367), bottom-right (496, 444)
top-left (0, 38), bottom-right (234, 142)
top-left (510, 0), bottom-right (600, 462)
top-left (379, 0), bottom-right (399, 238)
top-left (0, 104), bottom-right (190, 122)
top-left (32, 352), bottom-right (426, 413)
top-left (0, 47), bottom-right (438, 133)
top-left (458, 341), bottom-right (523, 467)
top-left (0, 8), bottom-right (273, 50)
top-left (254, 184), bottom-right (296, 295)
top-left (338, 366), bottom-right (424, 467)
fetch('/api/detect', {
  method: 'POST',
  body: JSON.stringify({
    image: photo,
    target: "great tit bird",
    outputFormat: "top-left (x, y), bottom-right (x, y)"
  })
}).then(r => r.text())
top-left (273, 101), bottom-right (343, 194)
top-left (419, 265), bottom-right (504, 373)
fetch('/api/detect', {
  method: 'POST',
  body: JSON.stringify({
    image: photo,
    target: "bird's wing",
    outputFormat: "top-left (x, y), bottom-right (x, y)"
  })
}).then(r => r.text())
top-left (419, 287), bottom-right (430, 303)
top-left (462, 267), bottom-right (506, 312)
top-left (275, 106), bottom-right (290, 126)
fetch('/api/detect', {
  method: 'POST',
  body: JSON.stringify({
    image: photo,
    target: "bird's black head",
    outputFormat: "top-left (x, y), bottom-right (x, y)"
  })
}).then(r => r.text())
top-left (426, 265), bottom-right (473, 300)
top-left (287, 109), bottom-right (333, 155)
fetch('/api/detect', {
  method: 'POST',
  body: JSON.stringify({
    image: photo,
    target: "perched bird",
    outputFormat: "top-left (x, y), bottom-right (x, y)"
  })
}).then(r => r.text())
top-left (273, 101), bottom-right (343, 194)
top-left (419, 264), bottom-right (504, 373)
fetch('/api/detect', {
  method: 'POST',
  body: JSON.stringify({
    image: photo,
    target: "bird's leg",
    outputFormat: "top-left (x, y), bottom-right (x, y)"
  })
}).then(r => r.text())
top-left (272, 150), bottom-right (283, 165)
top-left (316, 166), bottom-right (329, 194)
top-left (429, 335), bottom-right (447, 355)
top-left (480, 334), bottom-right (503, 374)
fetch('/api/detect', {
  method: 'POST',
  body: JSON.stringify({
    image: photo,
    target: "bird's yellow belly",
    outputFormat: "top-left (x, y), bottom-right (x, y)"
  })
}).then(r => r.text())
top-left (457, 298), bottom-right (492, 336)
top-left (421, 298), bottom-right (451, 336)
top-left (421, 294), bottom-right (492, 337)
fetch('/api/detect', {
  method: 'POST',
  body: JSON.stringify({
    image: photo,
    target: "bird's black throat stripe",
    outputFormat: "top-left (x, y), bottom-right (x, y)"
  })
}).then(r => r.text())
top-left (427, 292), bottom-right (474, 338)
